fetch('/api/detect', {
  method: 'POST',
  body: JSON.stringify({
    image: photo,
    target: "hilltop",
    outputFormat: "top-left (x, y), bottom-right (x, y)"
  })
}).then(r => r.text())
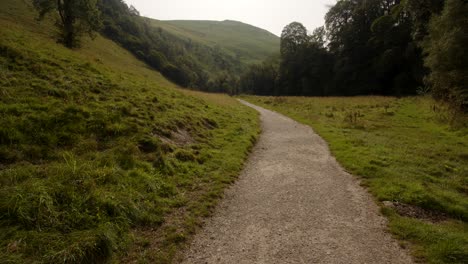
top-left (150, 19), bottom-right (280, 65)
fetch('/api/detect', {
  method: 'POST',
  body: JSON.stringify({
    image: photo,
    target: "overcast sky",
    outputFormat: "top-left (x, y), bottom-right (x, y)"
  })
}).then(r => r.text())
top-left (124, 0), bottom-right (336, 36)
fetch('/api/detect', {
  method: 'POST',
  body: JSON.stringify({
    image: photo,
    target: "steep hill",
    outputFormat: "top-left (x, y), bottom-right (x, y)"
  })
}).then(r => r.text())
top-left (95, 0), bottom-right (279, 93)
top-left (150, 19), bottom-right (280, 65)
top-left (0, 0), bottom-right (258, 263)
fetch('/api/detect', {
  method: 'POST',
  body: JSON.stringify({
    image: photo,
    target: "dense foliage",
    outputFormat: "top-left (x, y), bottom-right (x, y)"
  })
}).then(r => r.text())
top-left (423, 0), bottom-right (468, 112)
top-left (239, 0), bottom-right (467, 112)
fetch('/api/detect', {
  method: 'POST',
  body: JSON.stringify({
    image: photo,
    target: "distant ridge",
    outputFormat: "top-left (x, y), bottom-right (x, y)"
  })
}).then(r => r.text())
top-left (149, 19), bottom-right (280, 65)
top-left (169, 19), bottom-right (278, 38)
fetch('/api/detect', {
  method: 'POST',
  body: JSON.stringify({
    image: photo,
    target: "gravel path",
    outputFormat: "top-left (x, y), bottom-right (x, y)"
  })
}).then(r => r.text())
top-left (181, 100), bottom-right (413, 264)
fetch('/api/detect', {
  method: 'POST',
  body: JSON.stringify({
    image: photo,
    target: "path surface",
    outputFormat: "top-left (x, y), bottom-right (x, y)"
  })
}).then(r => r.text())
top-left (181, 100), bottom-right (413, 264)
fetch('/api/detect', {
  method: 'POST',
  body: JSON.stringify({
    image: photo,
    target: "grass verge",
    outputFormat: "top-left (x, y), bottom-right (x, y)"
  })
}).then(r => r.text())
top-left (241, 95), bottom-right (467, 264)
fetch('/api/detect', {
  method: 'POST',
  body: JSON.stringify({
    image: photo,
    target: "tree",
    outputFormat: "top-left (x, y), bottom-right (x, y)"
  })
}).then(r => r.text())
top-left (278, 22), bottom-right (308, 95)
top-left (129, 5), bottom-right (140, 16)
top-left (33, 0), bottom-right (102, 48)
top-left (310, 26), bottom-right (326, 47)
top-left (325, 0), bottom-right (358, 53)
top-left (370, 1), bottom-right (424, 95)
top-left (280, 22), bottom-right (309, 56)
top-left (423, 0), bottom-right (468, 112)
top-left (300, 42), bottom-right (335, 96)
top-left (239, 60), bottom-right (279, 95)
top-left (325, 0), bottom-right (386, 95)
top-left (403, 0), bottom-right (445, 41)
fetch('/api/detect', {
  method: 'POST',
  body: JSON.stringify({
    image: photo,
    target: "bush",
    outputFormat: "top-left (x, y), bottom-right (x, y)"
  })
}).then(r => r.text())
top-left (162, 64), bottom-right (190, 87)
top-left (146, 50), bottom-right (168, 70)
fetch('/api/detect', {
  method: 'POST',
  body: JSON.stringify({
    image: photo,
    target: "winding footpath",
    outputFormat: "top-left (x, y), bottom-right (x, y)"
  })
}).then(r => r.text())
top-left (181, 100), bottom-right (413, 264)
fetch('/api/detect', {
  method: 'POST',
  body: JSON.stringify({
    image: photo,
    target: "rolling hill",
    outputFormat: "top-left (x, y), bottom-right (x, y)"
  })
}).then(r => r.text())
top-left (0, 0), bottom-right (259, 263)
top-left (96, 0), bottom-right (279, 92)
top-left (150, 19), bottom-right (280, 65)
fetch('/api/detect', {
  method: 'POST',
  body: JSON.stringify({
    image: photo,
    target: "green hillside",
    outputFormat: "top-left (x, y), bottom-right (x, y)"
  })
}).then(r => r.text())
top-left (95, 0), bottom-right (279, 93)
top-left (150, 19), bottom-right (280, 65)
top-left (0, 0), bottom-right (259, 263)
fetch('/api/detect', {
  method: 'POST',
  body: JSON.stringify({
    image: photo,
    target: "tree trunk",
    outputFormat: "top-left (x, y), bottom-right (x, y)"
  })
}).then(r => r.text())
top-left (61, 0), bottom-right (75, 48)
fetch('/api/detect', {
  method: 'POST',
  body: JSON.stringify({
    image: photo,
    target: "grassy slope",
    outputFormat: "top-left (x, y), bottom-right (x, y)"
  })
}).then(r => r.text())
top-left (242, 96), bottom-right (468, 264)
top-left (149, 19), bottom-right (280, 65)
top-left (0, 1), bottom-right (259, 263)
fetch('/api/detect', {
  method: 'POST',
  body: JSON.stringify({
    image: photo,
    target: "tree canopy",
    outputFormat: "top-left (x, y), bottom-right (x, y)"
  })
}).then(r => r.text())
top-left (423, 0), bottom-right (468, 111)
top-left (280, 22), bottom-right (309, 56)
top-left (33, 0), bottom-right (102, 48)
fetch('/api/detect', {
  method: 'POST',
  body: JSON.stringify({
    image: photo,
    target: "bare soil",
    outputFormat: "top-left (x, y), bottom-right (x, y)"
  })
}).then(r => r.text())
top-left (180, 100), bottom-right (414, 264)
top-left (383, 201), bottom-right (450, 223)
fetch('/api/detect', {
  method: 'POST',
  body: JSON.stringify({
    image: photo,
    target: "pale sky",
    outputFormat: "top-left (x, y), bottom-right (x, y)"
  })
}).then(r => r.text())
top-left (124, 0), bottom-right (336, 36)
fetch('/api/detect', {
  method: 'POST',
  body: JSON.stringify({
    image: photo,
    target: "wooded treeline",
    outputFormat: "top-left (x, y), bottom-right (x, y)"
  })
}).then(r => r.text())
top-left (239, 0), bottom-right (467, 112)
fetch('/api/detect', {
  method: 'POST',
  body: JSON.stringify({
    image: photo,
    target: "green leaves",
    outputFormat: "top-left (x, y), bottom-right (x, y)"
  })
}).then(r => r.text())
top-left (423, 0), bottom-right (468, 113)
top-left (32, 0), bottom-right (55, 20)
top-left (280, 22), bottom-right (309, 56)
top-left (32, 0), bottom-right (102, 48)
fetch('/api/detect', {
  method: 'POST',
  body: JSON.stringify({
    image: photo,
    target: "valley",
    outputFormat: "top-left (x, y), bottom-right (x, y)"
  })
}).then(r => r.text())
top-left (0, 0), bottom-right (466, 263)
